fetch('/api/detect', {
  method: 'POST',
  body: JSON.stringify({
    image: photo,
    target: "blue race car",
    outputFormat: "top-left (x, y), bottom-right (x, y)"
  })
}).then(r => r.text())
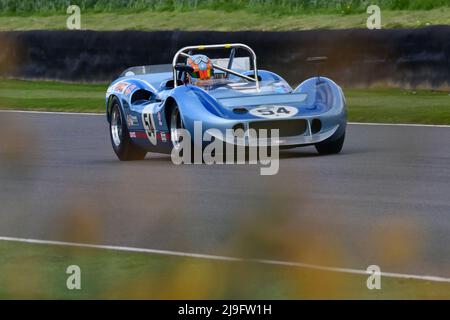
top-left (106, 43), bottom-right (346, 161)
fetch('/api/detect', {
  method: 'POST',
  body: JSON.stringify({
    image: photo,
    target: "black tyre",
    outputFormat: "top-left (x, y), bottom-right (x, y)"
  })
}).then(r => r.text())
top-left (109, 98), bottom-right (147, 161)
top-left (315, 131), bottom-right (345, 155)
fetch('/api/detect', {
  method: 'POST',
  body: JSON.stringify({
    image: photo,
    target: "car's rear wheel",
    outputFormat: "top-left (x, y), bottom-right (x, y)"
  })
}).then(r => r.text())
top-left (315, 130), bottom-right (345, 155)
top-left (110, 98), bottom-right (147, 161)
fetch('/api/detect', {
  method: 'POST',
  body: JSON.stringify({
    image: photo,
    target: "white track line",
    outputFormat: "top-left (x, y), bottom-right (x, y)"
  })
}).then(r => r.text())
top-left (1, 109), bottom-right (449, 128)
top-left (1, 236), bottom-right (450, 283)
top-left (348, 122), bottom-right (450, 128)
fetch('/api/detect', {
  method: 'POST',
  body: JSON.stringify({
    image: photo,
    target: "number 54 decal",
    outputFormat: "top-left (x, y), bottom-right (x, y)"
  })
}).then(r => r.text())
top-left (249, 105), bottom-right (298, 119)
top-left (142, 105), bottom-right (157, 145)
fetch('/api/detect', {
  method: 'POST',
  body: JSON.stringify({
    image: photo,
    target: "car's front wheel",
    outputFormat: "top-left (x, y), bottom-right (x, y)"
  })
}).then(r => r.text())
top-left (170, 104), bottom-right (200, 163)
top-left (170, 105), bottom-right (185, 153)
top-left (315, 131), bottom-right (345, 155)
top-left (109, 98), bottom-right (147, 161)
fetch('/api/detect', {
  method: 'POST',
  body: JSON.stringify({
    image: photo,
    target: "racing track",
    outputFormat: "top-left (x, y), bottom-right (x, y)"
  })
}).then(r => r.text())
top-left (0, 111), bottom-right (449, 278)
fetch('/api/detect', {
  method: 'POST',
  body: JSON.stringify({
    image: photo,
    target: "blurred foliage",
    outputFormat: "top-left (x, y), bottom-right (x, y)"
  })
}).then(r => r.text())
top-left (1, 236), bottom-right (450, 299)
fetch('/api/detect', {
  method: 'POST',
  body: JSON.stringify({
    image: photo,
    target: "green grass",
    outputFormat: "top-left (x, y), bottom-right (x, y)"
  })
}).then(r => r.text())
top-left (1, 0), bottom-right (450, 16)
top-left (1, 0), bottom-right (449, 31)
top-left (347, 87), bottom-right (450, 124)
top-left (1, 240), bottom-right (450, 299)
top-left (0, 8), bottom-right (449, 31)
top-left (0, 79), bottom-right (449, 124)
top-left (0, 79), bottom-right (106, 113)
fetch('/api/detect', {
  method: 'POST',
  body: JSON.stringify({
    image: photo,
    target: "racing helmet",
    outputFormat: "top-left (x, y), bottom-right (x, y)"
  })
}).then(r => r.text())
top-left (187, 54), bottom-right (214, 80)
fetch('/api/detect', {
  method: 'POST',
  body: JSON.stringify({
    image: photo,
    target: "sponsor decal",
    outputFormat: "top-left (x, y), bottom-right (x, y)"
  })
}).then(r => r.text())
top-left (108, 81), bottom-right (130, 94)
top-left (127, 114), bottom-right (138, 127)
top-left (130, 131), bottom-right (169, 141)
top-left (157, 132), bottom-right (170, 142)
top-left (124, 84), bottom-right (137, 96)
top-left (129, 131), bottom-right (147, 139)
top-left (249, 105), bottom-right (298, 119)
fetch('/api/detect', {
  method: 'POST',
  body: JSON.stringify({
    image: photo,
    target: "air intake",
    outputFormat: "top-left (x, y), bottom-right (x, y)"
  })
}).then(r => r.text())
top-left (249, 119), bottom-right (307, 137)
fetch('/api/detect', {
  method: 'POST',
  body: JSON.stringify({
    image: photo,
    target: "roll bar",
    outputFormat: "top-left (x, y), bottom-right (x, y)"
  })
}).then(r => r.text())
top-left (172, 43), bottom-right (260, 90)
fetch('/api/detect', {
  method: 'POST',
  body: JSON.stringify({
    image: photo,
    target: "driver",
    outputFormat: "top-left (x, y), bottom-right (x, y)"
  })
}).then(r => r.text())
top-left (187, 54), bottom-right (214, 82)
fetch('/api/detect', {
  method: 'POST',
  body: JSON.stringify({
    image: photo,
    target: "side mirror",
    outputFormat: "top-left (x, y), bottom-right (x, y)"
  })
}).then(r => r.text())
top-left (174, 64), bottom-right (195, 75)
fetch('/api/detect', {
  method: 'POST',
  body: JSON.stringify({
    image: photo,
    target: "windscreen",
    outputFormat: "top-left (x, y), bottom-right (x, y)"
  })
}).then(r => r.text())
top-left (120, 64), bottom-right (173, 77)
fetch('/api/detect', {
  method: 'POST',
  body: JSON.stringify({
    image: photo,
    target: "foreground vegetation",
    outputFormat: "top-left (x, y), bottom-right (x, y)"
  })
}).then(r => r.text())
top-left (1, 240), bottom-right (449, 299)
top-left (0, 79), bottom-right (449, 124)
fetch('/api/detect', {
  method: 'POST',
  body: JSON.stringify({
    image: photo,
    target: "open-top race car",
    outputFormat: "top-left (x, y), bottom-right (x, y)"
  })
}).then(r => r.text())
top-left (106, 43), bottom-right (346, 161)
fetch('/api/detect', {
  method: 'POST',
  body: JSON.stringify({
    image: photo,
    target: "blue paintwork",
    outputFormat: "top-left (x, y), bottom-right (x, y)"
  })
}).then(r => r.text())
top-left (106, 68), bottom-right (347, 152)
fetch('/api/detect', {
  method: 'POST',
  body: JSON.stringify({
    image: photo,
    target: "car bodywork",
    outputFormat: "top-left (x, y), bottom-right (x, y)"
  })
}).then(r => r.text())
top-left (106, 43), bottom-right (346, 156)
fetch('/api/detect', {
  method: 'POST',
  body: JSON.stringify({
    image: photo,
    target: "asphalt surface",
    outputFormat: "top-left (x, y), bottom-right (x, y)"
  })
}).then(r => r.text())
top-left (0, 111), bottom-right (449, 277)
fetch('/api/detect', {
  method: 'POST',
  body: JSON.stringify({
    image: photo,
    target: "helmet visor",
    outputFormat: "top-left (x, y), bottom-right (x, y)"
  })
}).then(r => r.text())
top-left (191, 69), bottom-right (213, 80)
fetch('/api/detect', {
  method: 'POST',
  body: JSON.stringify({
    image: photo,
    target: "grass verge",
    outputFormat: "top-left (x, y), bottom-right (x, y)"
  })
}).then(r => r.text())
top-left (0, 79), bottom-right (449, 124)
top-left (1, 240), bottom-right (450, 299)
top-left (2, 0), bottom-right (450, 16)
top-left (0, 79), bottom-right (105, 113)
top-left (0, 8), bottom-right (449, 31)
